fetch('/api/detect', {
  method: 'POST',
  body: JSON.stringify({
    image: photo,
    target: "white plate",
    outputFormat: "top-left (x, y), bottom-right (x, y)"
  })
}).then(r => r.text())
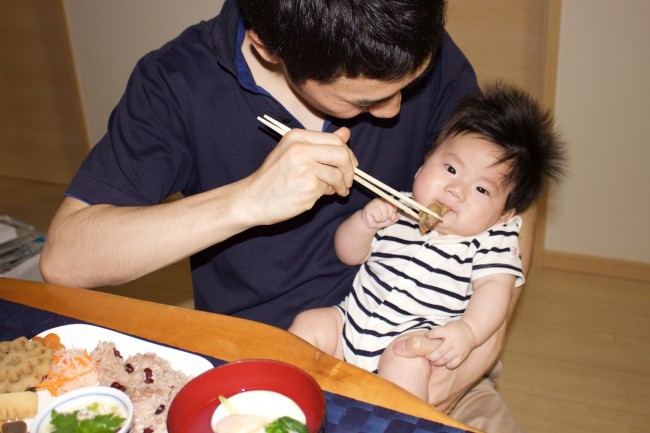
top-left (33, 324), bottom-right (213, 413)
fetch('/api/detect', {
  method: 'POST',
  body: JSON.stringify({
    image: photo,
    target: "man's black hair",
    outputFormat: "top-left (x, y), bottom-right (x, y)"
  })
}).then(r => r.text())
top-left (238, 0), bottom-right (447, 84)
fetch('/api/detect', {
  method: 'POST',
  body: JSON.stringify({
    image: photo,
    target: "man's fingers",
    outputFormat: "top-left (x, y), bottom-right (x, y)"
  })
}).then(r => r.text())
top-left (445, 358), bottom-right (462, 369)
top-left (283, 129), bottom-right (355, 190)
top-left (332, 126), bottom-right (351, 143)
top-left (392, 334), bottom-right (442, 358)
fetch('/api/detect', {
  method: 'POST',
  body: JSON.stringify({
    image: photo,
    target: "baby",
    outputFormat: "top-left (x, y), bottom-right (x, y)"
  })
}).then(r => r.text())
top-left (289, 81), bottom-right (565, 400)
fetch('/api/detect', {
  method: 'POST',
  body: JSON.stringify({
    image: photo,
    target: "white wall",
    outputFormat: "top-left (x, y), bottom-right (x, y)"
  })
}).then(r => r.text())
top-left (546, 0), bottom-right (650, 263)
top-left (64, 0), bottom-right (225, 146)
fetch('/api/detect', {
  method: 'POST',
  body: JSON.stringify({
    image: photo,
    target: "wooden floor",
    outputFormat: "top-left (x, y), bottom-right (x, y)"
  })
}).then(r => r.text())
top-left (499, 268), bottom-right (649, 433)
top-left (2, 175), bottom-right (649, 433)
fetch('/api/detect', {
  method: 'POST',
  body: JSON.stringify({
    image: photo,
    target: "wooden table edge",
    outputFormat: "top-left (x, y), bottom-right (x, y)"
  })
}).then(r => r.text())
top-left (0, 278), bottom-right (479, 432)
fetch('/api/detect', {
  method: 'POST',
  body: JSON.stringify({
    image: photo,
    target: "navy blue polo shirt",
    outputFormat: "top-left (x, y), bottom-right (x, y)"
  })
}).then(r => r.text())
top-left (67, 0), bottom-right (478, 329)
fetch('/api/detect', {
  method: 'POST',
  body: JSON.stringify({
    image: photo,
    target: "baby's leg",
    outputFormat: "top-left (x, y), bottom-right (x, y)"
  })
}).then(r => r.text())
top-left (288, 307), bottom-right (344, 359)
top-left (378, 331), bottom-right (431, 401)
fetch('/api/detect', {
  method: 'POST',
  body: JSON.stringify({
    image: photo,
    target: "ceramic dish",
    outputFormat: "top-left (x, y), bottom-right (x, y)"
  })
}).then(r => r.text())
top-left (167, 359), bottom-right (326, 433)
top-left (29, 324), bottom-right (213, 424)
top-left (30, 386), bottom-right (133, 433)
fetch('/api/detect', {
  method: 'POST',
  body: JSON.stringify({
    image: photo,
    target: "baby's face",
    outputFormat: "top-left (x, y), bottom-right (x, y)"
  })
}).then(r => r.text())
top-left (413, 133), bottom-right (514, 236)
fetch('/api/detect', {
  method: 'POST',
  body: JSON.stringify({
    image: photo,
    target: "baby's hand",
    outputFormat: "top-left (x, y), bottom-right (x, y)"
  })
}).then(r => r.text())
top-left (425, 320), bottom-right (476, 369)
top-left (359, 198), bottom-right (399, 229)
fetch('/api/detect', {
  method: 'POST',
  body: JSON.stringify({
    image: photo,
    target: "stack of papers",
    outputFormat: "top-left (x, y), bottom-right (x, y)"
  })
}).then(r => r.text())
top-left (0, 215), bottom-right (44, 277)
top-left (0, 221), bottom-right (18, 244)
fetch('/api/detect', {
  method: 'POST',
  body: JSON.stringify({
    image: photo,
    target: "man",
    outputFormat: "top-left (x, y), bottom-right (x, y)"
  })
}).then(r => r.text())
top-left (41, 1), bottom-right (530, 431)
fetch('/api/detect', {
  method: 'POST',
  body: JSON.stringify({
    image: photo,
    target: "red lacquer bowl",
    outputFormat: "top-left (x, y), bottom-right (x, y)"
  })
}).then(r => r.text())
top-left (167, 359), bottom-right (326, 433)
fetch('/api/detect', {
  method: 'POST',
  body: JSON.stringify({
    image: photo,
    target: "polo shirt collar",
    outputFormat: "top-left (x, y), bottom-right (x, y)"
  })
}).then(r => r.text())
top-left (234, 17), bottom-right (271, 96)
top-left (213, 0), bottom-right (332, 131)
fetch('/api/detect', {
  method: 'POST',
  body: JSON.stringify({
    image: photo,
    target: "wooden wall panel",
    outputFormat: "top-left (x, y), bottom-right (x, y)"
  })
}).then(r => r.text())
top-left (446, 0), bottom-right (560, 268)
top-left (0, 0), bottom-right (89, 185)
top-left (446, 0), bottom-right (547, 99)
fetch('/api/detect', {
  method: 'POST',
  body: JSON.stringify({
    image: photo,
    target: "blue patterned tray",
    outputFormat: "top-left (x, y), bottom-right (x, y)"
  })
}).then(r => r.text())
top-left (0, 298), bottom-right (468, 433)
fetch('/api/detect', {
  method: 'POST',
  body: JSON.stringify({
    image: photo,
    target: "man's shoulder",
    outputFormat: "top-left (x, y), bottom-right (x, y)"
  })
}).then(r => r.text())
top-left (144, 19), bottom-right (217, 66)
top-left (128, 16), bottom-right (236, 96)
top-left (433, 31), bottom-right (477, 79)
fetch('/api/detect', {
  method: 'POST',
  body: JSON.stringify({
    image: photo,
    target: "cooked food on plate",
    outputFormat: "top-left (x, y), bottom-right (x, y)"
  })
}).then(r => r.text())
top-left (0, 337), bottom-right (52, 393)
top-left (0, 337), bottom-right (53, 423)
top-left (1, 333), bottom-right (194, 433)
top-left (0, 420), bottom-right (27, 433)
top-left (40, 400), bottom-right (127, 433)
top-left (91, 341), bottom-right (191, 433)
top-left (211, 391), bottom-right (307, 433)
top-left (34, 336), bottom-right (97, 397)
top-left (0, 392), bottom-right (38, 422)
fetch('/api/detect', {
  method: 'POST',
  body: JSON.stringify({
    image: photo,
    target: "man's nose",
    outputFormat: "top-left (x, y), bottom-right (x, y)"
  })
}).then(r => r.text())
top-left (368, 93), bottom-right (402, 118)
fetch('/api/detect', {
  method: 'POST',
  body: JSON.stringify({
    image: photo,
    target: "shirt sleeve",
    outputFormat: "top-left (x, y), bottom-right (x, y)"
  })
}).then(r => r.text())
top-left (66, 53), bottom-right (194, 206)
top-left (471, 216), bottom-right (525, 287)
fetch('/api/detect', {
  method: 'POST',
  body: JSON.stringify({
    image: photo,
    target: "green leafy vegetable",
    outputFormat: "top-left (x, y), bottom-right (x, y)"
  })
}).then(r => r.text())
top-left (264, 416), bottom-right (308, 433)
top-left (50, 408), bottom-right (125, 433)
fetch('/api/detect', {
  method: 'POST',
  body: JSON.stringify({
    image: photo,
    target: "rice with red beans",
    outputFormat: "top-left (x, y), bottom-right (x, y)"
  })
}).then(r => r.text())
top-left (90, 341), bottom-right (191, 433)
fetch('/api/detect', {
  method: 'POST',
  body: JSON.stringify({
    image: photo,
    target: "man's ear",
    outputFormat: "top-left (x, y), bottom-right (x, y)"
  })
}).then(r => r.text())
top-left (499, 208), bottom-right (516, 223)
top-left (247, 30), bottom-right (281, 64)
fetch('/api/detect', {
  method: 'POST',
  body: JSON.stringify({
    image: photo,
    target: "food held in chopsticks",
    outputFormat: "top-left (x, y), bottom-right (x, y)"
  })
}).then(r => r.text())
top-left (418, 202), bottom-right (450, 234)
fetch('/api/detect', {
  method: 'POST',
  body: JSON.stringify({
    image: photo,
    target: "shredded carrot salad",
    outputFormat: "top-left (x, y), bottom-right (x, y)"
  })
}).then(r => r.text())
top-left (33, 333), bottom-right (98, 396)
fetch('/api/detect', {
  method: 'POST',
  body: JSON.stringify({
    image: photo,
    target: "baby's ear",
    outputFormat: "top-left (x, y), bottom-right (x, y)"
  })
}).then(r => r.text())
top-left (499, 208), bottom-right (516, 223)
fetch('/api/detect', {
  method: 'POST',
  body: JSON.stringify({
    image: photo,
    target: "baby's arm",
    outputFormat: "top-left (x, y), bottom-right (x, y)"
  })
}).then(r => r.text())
top-left (427, 273), bottom-right (515, 369)
top-left (334, 198), bottom-right (398, 265)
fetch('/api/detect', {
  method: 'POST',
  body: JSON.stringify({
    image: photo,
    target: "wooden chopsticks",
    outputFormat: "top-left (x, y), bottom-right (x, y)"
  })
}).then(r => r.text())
top-left (256, 115), bottom-right (442, 221)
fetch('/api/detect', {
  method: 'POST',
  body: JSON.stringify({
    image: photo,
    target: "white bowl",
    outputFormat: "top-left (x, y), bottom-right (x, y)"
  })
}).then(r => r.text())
top-left (168, 360), bottom-right (325, 433)
top-left (30, 386), bottom-right (133, 433)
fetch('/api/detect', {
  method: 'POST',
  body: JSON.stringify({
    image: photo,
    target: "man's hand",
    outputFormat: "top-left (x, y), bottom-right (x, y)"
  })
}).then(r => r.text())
top-left (392, 324), bottom-right (503, 411)
top-left (42, 127), bottom-right (357, 289)
top-left (392, 333), bottom-right (443, 360)
top-left (244, 127), bottom-right (356, 225)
